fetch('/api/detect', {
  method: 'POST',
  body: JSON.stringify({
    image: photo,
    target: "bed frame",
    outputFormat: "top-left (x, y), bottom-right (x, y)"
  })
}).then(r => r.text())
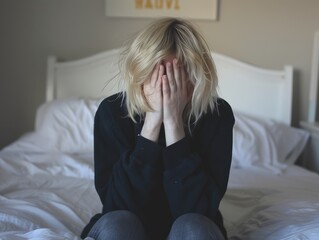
top-left (46, 48), bottom-right (293, 125)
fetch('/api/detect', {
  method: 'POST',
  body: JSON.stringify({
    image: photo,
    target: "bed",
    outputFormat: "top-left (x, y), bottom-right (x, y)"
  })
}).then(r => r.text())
top-left (1, 48), bottom-right (318, 240)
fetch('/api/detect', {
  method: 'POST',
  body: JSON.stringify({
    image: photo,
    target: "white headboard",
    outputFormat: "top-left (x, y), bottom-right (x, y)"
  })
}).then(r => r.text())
top-left (46, 48), bottom-right (293, 125)
top-left (213, 53), bottom-right (293, 125)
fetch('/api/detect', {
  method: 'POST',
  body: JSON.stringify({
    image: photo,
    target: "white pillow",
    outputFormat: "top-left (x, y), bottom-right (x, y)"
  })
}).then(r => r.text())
top-left (3, 98), bottom-right (101, 153)
top-left (232, 112), bottom-right (309, 173)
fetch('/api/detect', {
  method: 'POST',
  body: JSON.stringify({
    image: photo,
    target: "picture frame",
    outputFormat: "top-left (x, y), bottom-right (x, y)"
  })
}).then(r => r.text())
top-left (105, 0), bottom-right (219, 21)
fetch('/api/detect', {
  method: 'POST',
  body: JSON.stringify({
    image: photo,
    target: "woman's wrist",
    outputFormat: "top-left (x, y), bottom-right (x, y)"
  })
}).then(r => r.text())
top-left (164, 121), bottom-right (185, 146)
top-left (140, 113), bottom-right (162, 143)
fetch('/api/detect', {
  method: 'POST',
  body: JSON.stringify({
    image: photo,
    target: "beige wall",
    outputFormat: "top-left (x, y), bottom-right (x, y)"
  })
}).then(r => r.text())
top-left (1, 0), bottom-right (319, 148)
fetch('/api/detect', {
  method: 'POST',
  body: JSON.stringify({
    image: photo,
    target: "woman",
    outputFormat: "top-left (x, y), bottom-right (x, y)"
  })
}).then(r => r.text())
top-left (81, 18), bottom-right (234, 240)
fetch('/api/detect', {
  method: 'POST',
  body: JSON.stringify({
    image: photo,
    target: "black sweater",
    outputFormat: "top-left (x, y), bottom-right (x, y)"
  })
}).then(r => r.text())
top-left (81, 93), bottom-right (235, 240)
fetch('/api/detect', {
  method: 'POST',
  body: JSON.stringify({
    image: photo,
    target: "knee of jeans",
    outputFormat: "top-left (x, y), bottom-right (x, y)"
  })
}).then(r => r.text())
top-left (169, 213), bottom-right (225, 240)
top-left (104, 210), bottom-right (141, 224)
top-left (88, 210), bottom-right (145, 239)
top-left (174, 213), bottom-right (207, 225)
top-left (172, 213), bottom-right (214, 233)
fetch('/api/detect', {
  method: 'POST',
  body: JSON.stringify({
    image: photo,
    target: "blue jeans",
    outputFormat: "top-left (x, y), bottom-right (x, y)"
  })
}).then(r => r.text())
top-left (86, 210), bottom-right (225, 240)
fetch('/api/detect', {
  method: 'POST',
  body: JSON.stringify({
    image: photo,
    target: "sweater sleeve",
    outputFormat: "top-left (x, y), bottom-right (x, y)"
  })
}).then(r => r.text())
top-left (162, 99), bottom-right (235, 221)
top-left (94, 97), bottom-right (162, 216)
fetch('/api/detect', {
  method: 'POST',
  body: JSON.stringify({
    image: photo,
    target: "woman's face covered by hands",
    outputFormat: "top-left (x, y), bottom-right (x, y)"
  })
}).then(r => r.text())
top-left (143, 56), bottom-right (193, 124)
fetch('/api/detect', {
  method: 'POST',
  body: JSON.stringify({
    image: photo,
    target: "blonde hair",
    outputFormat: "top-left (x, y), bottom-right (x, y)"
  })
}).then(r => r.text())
top-left (119, 17), bottom-right (218, 126)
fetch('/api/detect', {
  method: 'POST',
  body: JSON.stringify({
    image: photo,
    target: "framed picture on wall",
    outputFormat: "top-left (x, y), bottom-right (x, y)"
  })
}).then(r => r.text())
top-left (105, 0), bottom-right (219, 20)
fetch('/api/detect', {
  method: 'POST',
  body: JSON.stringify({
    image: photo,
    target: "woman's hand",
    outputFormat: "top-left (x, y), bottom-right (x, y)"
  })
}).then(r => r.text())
top-left (162, 59), bottom-right (189, 146)
top-left (140, 63), bottom-right (164, 142)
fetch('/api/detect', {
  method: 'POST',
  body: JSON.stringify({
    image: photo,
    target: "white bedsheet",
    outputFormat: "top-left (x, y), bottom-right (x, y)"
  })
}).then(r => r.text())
top-left (1, 150), bottom-right (319, 239)
top-left (223, 166), bottom-right (319, 240)
top-left (0, 151), bottom-right (101, 240)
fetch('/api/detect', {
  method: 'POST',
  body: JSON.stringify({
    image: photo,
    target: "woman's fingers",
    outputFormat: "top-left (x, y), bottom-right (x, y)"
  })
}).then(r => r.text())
top-left (156, 64), bottom-right (164, 88)
top-left (173, 59), bottom-right (182, 89)
top-left (162, 75), bottom-right (170, 97)
top-left (142, 62), bottom-right (165, 115)
top-left (166, 62), bottom-right (176, 92)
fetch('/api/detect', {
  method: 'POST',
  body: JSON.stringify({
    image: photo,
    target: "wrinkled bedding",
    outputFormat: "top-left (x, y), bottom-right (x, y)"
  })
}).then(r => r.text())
top-left (0, 151), bottom-right (100, 240)
top-left (0, 98), bottom-right (316, 239)
top-left (222, 166), bottom-right (319, 239)
top-left (1, 150), bottom-right (319, 240)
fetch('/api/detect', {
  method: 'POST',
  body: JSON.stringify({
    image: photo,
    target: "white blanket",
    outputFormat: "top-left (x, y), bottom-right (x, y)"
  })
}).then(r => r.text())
top-left (0, 151), bottom-right (101, 239)
top-left (223, 166), bottom-right (319, 239)
top-left (1, 150), bottom-right (319, 239)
